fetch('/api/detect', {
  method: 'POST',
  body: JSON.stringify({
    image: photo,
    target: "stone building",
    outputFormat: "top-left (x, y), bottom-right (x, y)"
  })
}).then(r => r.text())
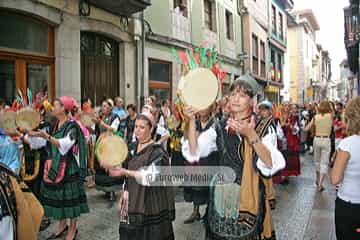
top-left (0, 0), bottom-right (150, 105)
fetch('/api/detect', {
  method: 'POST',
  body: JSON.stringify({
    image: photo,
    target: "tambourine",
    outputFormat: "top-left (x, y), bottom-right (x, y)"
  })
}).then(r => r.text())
top-left (178, 68), bottom-right (219, 111)
top-left (96, 134), bottom-right (128, 168)
top-left (0, 111), bottom-right (17, 134)
top-left (166, 115), bottom-right (181, 130)
top-left (16, 107), bottom-right (40, 131)
top-left (80, 112), bottom-right (94, 128)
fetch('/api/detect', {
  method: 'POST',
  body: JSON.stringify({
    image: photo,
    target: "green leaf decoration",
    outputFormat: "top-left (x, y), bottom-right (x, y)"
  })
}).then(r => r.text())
top-left (186, 48), bottom-right (198, 70)
top-left (172, 48), bottom-right (182, 64)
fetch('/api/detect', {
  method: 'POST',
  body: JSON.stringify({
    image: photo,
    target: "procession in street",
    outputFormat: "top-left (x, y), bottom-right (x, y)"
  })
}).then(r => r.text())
top-left (0, 0), bottom-right (359, 239)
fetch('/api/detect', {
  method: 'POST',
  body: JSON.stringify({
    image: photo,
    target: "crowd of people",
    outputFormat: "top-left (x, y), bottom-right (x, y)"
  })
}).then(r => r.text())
top-left (1, 81), bottom-right (360, 239)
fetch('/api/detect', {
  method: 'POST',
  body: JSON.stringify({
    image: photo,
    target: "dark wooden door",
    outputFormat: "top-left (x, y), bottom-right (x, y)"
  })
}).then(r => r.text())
top-left (81, 32), bottom-right (119, 106)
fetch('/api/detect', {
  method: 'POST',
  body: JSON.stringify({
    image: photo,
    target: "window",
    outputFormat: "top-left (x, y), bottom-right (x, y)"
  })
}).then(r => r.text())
top-left (204, 0), bottom-right (216, 31)
top-left (225, 10), bottom-right (234, 40)
top-left (271, 5), bottom-right (276, 35)
top-left (277, 53), bottom-right (282, 82)
top-left (174, 0), bottom-right (188, 17)
top-left (0, 10), bottom-right (55, 102)
top-left (0, 11), bottom-right (49, 54)
top-left (0, 60), bottom-right (15, 104)
top-left (271, 49), bottom-right (276, 81)
top-left (149, 59), bottom-right (172, 103)
top-left (260, 41), bottom-right (266, 78)
top-left (278, 12), bottom-right (283, 39)
top-left (27, 64), bottom-right (50, 98)
top-left (252, 34), bottom-right (259, 76)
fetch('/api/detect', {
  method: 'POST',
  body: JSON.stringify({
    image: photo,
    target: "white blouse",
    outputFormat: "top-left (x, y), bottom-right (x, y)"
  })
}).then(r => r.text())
top-left (181, 125), bottom-right (285, 177)
top-left (26, 131), bottom-right (78, 165)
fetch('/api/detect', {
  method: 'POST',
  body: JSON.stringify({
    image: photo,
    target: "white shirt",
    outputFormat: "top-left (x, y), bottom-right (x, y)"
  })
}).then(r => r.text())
top-left (26, 131), bottom-right (78, 166)
top-left (337, 135), bottom-right (360, 203)
top-left (131, 124), bottom-right (170, 143)
top-left (181, 125), bottom-right (286, 177)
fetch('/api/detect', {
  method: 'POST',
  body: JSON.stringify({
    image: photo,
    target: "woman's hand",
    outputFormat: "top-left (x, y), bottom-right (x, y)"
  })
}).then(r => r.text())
top-left (91, 115), bottom-right (101, 124)
top-left (227, 115), bottom-right (256, 138)
top-left (109, 167), bottom-right (128, 177)
top-left (182, 105), bottom-right (198, 121)
top-left (118, 190), bottom-right (129, 218)
top-left (27, 130), bottom-right (49, 139)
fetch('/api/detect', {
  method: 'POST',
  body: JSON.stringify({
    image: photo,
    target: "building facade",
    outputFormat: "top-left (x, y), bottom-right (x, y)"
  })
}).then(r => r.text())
top-left (266, 0), bottom-right (293, 104)
top-left (288, 10), bottom-right (320, 104)
top-left (237, 0), bottom-right (269, 101)
top-left (0, 0), bottom-right (150, 106)
top-left (344, 0), bottom-right (359, 97)
top-left (318, 47), bottom-right (332, 101)
top-left (339, 59), bottom-right (356, 101)
top-left (143, 0), bottom-right (243, 104)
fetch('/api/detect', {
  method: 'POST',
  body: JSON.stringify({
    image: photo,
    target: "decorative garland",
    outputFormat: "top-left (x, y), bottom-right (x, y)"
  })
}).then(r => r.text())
top-left (172, 44), bottom-right (226, 120)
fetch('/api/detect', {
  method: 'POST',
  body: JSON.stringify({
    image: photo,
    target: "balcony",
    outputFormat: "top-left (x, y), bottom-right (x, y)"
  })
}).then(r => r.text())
top-left (87, 0), bottom-right (151, 17)
top-left (344, 1), bottom-right (359, 74)
top-left (171, 10), bottom-right (191, 43)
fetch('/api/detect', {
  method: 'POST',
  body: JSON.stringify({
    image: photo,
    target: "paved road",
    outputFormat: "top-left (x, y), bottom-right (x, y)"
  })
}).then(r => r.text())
top-left (39, 152), bottom-right (337, 240)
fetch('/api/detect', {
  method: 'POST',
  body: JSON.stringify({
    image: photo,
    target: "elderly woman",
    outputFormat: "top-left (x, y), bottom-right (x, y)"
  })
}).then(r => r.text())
top-left (331, 96), bottom-right (360, 240)
top-left (29, 96), bottom-right (88, 240)
top-left (109, 111), bottom-right (175, 240)
top-left (305, 101), bottom-right (333, 192)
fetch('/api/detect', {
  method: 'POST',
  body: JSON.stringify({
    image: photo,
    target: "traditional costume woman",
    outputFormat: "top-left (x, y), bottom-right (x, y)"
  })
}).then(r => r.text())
top-left (281, 106), bottom-right (301, 177)
top-left (94, 100), bottom-right (123, 200)
top-left (37, 96), bottom-right (88, 240)
top-left (182, 74), bottom-right (285, 240)
top-left (109, 112), bottom-right (175, 240)
top-left (183, 114), bottom-right (219, 224)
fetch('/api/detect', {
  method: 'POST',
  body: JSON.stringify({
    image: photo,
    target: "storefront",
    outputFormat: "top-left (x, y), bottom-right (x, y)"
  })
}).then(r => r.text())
top-left (264, 84), bottom-right (280, 104)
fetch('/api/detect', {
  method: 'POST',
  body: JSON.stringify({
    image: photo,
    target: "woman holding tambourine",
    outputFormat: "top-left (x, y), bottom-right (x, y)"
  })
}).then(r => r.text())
top-left (173, 45), bottom-right (285, 239)
top-left (105, 111), bottom-right (175, 240)
top-left (92, 99), bottom-right (123, 201)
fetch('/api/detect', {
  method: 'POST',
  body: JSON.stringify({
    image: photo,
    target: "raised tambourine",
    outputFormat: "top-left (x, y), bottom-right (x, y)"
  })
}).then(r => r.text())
top-left (16, 107), bottom-right (40, 131)
top-left (0, 111), bottom-right (17, 134)
top-left (166, 115), bottom-right (181, 130)
top-left (178, 68), bottom-right (219, 111)
top-left (80, 112), bottom-right (95, 128)
top-left (96, 135), bottom-right (128, 168)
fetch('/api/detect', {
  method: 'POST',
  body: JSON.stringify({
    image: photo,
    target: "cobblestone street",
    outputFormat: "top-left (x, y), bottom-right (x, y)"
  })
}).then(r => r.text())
top-left (39, 152), bottom-right (337, 240)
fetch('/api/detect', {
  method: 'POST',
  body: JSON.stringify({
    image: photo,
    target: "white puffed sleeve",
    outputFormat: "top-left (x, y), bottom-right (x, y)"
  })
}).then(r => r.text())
top-left (181, 127), bottom-right (218, 163)
top-left (256, 126), bottom-right (286, 176)
top-left (110, 118), bottom-right (120, 131)
top-left (156, 124), bottom-right (170, 137)
top-left (24, 135), bottom-right (47, 150)
top-left (57, 133), bottom-right (76, 156)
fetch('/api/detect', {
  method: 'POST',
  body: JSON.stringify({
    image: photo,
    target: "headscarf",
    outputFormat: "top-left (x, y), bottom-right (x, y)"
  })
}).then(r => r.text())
top-left (139, 111), bottom-right (155, 127)
top-left (59, 96), bottom-right (76, 112)
top-left (258, 100), bottom-right (273, 109)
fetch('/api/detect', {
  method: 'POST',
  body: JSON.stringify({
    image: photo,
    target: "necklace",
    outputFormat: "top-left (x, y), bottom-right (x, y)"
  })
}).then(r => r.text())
top-left (139, 138), bottom-right (153, 145)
